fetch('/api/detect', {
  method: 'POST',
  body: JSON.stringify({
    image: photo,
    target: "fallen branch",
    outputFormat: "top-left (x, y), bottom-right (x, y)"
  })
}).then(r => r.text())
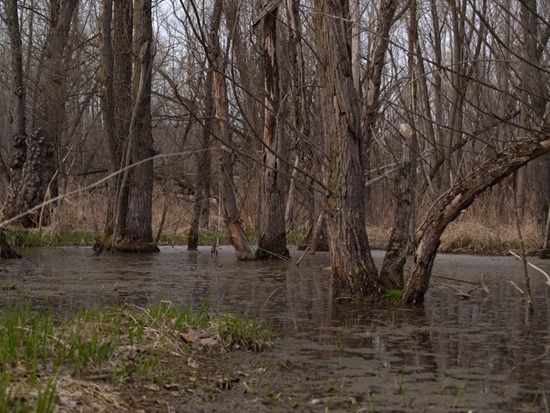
top-left (432, 274), bottom-right (490, 298)
top-left (508, 250), bottom-right (550, 286)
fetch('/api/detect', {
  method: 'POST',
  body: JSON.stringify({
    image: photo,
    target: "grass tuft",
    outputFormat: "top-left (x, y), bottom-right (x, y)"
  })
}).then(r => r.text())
top-left (0, 302), bottom-right (274, 412)
top-left (384, 289), bottom-right (404, 300)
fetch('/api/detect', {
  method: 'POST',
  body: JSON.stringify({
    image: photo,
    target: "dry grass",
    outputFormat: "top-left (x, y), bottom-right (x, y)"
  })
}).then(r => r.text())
top-left (439, 218), bottom-right (540, 255)
top-left (5, 181), bottom-right (543, 255)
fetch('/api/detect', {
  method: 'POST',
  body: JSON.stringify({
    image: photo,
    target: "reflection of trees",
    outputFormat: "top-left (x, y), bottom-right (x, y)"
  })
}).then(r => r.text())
top-left (425, 289), bottom-right (550, 395)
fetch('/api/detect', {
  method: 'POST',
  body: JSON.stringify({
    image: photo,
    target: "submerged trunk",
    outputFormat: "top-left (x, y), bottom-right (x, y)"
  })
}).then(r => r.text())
top-left (313, 0), bottom-right (385, 299)
top-left (404, 136), bottom-right (550, 304)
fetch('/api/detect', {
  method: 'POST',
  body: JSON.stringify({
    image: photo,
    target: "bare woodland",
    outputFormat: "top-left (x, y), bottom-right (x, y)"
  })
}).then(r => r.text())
top-left (0, 0), bottom-right (549, 304)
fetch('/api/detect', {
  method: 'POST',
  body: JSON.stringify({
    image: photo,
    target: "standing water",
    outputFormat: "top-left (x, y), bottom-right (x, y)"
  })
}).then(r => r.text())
top-left (1, 246), bottom-right (549, 412)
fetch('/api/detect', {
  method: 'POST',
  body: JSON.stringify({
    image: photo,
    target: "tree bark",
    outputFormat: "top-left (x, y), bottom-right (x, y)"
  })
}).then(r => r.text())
top-left (256, 3), bottom-right (289, 260)
top-left (403, 136), bottom-right (550, 304)
top-left (313, 0), bottom-right (385, 299)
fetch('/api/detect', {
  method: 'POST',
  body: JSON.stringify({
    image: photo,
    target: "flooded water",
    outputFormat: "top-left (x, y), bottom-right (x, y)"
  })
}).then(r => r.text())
top-left (1, 246), bottom-right (549, 412)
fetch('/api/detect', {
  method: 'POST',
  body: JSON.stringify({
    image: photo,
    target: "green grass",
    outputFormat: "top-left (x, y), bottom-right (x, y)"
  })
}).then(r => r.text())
top-left (0, 301), bottom-right (274, 412)
top-left (384, 288), bottom-right (404, 300)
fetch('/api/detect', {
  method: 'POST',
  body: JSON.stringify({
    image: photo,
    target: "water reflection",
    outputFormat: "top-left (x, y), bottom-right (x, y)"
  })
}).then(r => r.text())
top-left (1, 246), bottom-right (549, 411)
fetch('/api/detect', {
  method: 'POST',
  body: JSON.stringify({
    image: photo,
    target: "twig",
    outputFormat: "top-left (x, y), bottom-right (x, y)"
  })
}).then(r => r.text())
top-left (509, 280), bottom-right (524, 295)
top-left (296, 246), bottom-right (309, 267)
top-left (255, 247), bottom-right (292, 261)
top-left (512, 185), bottom-right (534, 312)
top-left (260, 287), bottom-right (281, 314)
top-left (432, 274), bottom-right (479, 285)
top-left (439, 283), bottom-right (472, 299)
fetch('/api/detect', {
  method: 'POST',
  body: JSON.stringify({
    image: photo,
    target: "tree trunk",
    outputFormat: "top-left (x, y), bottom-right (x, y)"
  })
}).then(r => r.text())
top-left (115, 0), bottom-right (158, 252)
top-left (3, 0), bottom-right (76, 227)
top-left (98, 0), bottom-right (116, 251)
top-left (99, 0), bottom-right (157, 253)
top-left (3, 129), bottom-right (56, 228)
top-left (102, 0), bottom-right (133, 248)
top-left (4, 0), bottom-right (27, 184)
top-left (284, 0), bottom-right (312, 235)
top-left (256, 3), bottom-right (289, 260)
top-left (313, 0), bottom-right (385, 299)
top-left (380, 0), bottom-right (418, 288)
top-left (536, 155), bottom-right (550, 256)
top-left (209, 0), bottom-right (255, 260)
top-left (519, 0), bottom-right (549, 249)
top-left (35, 0), bottom-right (79, 190)
top-left (362, 0), bottom-right (398, 222)
top-left (403, 136), bottom-right (550, 304)
top-left (3, 0), bottom-right (28, 224)
top-left (380, 124), bottom-right (416, 287)
top-left (188, 72), bottom-right (214, 250)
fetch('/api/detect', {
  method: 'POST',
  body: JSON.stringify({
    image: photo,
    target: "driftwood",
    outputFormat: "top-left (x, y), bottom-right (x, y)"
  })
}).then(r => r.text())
top-left (432, 274), bottom-right (489, 299)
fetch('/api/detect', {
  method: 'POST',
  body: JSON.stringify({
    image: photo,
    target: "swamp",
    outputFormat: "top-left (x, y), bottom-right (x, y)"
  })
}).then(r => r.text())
top-left (1, 245), bottom-right (549, 412)
top-left (1, 0), bottom-right (550, 410)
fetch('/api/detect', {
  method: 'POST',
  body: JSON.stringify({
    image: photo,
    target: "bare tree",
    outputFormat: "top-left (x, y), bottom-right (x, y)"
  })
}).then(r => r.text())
top-left (404, 136), bottom-right (550, 303)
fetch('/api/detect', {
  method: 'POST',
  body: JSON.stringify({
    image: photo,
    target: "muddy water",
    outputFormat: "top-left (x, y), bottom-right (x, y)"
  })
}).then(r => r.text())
top-left (1, 246), bottom-right (550, 412)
